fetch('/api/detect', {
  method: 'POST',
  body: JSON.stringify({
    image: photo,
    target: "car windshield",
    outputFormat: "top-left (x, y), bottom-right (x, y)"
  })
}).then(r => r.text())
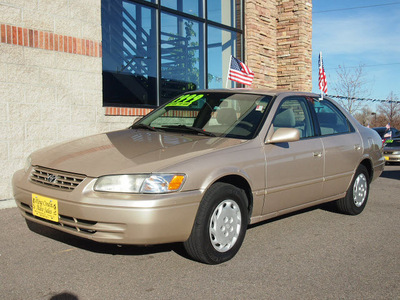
top-left (384, 139), bottom-right (400, 147)
top-left (133, 92), bottom-right (273, 139)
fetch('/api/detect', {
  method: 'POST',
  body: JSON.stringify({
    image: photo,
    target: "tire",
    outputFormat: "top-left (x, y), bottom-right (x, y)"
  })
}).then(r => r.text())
top-left (184, 182), bottom-right (248, 264)
top-left (335, 165), bottom-right (369, 215)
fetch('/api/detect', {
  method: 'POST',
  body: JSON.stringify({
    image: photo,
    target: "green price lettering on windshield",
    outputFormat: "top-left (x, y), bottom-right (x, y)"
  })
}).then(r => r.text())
top-left (166, 94), bottom-right (204, 107)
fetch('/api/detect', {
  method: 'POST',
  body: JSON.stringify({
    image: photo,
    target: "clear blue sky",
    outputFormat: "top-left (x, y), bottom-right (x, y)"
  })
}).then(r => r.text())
top-left (312, 1), bottom-right (400, 101)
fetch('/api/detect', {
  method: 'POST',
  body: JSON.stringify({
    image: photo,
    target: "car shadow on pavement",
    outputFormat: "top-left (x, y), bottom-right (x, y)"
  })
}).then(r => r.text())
top-left (49, 292), bottom-right (79, 300)
top-left (380, 167), bottom-right (400, 180)
top-left (247, 200), bottom-right (350, 231)
top-left (26, 219), bottom-right (189, 259)
top-left (247, 205), bottom-right (322, 230)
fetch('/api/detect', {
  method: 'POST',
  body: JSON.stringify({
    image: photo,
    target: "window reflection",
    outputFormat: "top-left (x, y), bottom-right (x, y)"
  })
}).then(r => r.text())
top-left (162, 0), bottom-right (203, 17)
top-left (101, 0), bottom-right (243, 108)
top-left (102, 1), bottom-right (157, 106)
top-left (207, 0), bottom-right (241, 28)
top-left (208, 26), bottom-right (240, 88)
top-left (161, 12), bottom-right (204, 104)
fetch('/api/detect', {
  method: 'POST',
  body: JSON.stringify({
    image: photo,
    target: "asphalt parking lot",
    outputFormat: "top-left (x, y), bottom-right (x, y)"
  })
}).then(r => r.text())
top-left (1, 165), bottom-right (399, 300)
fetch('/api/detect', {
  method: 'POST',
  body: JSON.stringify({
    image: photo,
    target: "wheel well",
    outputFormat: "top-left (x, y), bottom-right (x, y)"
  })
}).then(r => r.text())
top-left (215, 175), bottom-right (253, 220)
top-left (360, 159), bottom-right (373, 183)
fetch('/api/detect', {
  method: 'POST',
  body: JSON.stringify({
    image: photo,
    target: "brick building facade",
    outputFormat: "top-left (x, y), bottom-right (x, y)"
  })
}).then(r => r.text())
top-left (0, 0), bottom-right (312, 199)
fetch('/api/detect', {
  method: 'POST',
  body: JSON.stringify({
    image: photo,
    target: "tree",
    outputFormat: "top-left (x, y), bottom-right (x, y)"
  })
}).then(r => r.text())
top-left (354, 105), bottom-right (374, 127)
top-left (332, 64), bottom-right (370, 114)
top-left (378, 92), bottom-right (400, 128)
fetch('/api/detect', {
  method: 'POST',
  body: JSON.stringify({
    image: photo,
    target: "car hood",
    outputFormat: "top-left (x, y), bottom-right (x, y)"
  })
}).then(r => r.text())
top-left (30, 129), bottom-right (245, 177)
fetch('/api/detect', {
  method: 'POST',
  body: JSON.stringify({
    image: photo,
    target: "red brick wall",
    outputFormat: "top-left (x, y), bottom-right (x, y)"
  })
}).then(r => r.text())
top-left (0, 23), bottom-right (102, 57)
top-left (105, 107), bottom-right (152, 117)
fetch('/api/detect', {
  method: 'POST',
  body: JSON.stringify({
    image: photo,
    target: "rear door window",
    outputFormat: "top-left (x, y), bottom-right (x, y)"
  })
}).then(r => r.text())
top-left (312, 99), bottom-right (353, 136)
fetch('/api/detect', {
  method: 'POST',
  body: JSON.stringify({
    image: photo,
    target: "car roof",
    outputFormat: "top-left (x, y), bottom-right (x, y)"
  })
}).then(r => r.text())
top-left (373, 127), bottom-right (398, 130)
top-left (189, 88), bottom-right (325, 99)
top-left (372, 127), bottom-right (386, 134)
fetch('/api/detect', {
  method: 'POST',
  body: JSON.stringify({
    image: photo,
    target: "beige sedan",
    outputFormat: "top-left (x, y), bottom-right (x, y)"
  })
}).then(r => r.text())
top-left (12, 90), bottom-right (384, 264)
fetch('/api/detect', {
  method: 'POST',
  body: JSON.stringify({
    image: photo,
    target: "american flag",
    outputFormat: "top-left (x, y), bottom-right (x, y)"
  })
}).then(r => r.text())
top-left (228, 56), bottom-right (254, 86)
top-left (318, 52), bottom-right (328, 94)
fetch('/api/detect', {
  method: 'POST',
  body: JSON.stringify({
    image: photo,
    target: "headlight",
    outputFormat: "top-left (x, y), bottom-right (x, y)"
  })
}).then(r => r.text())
top-left (94, 175), bottom-right (148, 193)
top-left (141, 174), bottom-right (186, 193)
top-left (94, 174), bottom-right (186, 194)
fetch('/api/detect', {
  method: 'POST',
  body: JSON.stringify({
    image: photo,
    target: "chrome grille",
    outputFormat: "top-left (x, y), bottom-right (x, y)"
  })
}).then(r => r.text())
top-left (30, 166), bottom-right (86, 191)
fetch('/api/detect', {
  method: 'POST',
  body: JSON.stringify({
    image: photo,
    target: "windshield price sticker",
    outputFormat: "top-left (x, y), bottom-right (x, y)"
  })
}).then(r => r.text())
top-left (166, 94), bottom-right (204, 107)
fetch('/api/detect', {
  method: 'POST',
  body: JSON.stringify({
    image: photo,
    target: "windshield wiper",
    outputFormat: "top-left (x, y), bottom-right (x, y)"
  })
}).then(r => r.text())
top-left (163, 125), bottom-right (216, 137)
top-left (130, 124), bottom-right (163, 132)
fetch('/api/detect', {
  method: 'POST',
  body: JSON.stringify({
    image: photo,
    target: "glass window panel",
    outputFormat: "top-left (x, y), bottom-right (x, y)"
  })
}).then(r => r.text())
top-left (139, 92), bottom-right (273, 140)
top-left (161, 0), bottom-right (203, 17)
top-left (207, 0), bottom-right (241, 28)
top-left (102, 0), bottom-right (158, 107)
top-left (160, 12), bottom-right (204, 104)
top-left (273, 98), bottom-right (315, 139)
top-left (207, 25), bottom-right (240, 88)
top-left (313, 99), bottom-right (353, 135)
top-left (102, 0), bottom-right (243, 108)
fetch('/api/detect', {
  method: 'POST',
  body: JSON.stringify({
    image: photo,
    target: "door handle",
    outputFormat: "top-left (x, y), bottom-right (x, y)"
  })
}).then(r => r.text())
top-left (313, 152), bottom-right (322, 158)
top-left (354, 144), bottom-right (361, 151)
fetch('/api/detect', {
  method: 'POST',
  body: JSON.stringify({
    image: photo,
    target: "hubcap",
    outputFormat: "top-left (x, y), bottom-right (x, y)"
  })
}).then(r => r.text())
top-left (353, 173), bottom-right (368, 207)
top-left (209, 199), bottom-right (241, 252)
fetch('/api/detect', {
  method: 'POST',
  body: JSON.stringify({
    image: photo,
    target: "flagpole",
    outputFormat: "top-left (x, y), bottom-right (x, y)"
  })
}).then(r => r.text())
top-left (226, 55), bottom-right (233, 89)
top-left (319, 52), bottom-right (323, 100)
top-left (318, 51), bottom-right (324, 100)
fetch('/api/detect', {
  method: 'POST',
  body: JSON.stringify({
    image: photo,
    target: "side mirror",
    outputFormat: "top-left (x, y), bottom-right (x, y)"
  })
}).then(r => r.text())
top-left (265, 128), bottom-right (300, 144)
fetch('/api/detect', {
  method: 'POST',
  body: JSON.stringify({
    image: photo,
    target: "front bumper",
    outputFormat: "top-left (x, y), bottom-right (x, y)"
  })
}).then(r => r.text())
top-left (384, 154), bottom-right (400, 163)
top-left (12, 169), bottom-right (201, 245)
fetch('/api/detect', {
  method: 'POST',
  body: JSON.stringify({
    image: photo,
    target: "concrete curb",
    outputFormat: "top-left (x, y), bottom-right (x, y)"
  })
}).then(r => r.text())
top-left (0, 199), bottom-right (17, 210)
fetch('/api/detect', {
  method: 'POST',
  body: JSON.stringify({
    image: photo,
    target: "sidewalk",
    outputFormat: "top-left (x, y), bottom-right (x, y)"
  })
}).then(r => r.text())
top-left (0, 199), bottom-right (17, 210)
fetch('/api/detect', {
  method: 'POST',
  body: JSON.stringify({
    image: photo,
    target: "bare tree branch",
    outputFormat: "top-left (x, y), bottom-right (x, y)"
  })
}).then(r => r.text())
top-left (332, 64), bottom-right (371, 114)
top-left (378, 92), bottom-right (400, 127)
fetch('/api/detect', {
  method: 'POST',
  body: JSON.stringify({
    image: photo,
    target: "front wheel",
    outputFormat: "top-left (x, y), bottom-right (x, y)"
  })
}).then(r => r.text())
top-left (184, 182), bottom-right (248, 264)
top-left (335, 165), bottom-right (369, 215)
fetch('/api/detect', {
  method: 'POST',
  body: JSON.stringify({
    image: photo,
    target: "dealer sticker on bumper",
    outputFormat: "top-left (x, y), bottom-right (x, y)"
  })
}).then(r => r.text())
top-left (32, 194), bottom-right (59, 222)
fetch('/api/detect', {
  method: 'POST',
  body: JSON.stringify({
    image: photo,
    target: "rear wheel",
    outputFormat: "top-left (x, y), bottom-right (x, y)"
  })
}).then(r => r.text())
top-left (184, 182), bottom-right (248, 264)
top-left (335, 165), bottom-right (369, 215)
